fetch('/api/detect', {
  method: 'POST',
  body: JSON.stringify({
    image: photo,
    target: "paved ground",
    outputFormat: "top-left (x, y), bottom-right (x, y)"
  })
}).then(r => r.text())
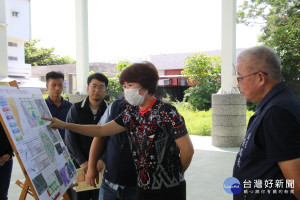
top-left (8, 136), bottom-right (239, 200)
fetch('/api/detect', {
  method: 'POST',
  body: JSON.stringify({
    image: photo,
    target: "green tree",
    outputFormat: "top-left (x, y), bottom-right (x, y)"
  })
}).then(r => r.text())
top-left (106, 60), bottom-right (131, 102)
top-left (237, 0), bottom-right (300, 85)
top-left (182, 53), bottom-right (221, 110)
top-left (25, 39), bottom-right (75, 66)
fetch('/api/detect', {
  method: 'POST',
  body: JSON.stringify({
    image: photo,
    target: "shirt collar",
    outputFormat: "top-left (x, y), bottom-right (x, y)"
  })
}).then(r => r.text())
top-left (45, 97), bottom-right (52, 105)
top-left (255, 82), bottom-right (286, 114)
top-left (46, 97), bottom-right (69, 107)
top-left (82, 97), bottom-right (107, 114)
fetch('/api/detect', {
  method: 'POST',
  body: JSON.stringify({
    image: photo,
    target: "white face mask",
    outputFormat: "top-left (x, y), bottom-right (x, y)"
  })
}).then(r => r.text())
top-left (124, 87), bottom-right (147, 106)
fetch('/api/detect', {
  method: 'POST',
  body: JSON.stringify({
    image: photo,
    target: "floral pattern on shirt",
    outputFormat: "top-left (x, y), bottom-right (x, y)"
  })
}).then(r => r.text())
top-left (115, 98), bottom-right (187, 190)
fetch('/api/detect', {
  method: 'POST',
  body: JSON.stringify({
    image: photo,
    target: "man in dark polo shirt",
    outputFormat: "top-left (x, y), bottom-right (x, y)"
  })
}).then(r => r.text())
top-left (87, 98), bottom-right (137, 200)
top-left (45, 71), bottom-right (72, 141)
top-left (233, 46), bottom-right (300, 200)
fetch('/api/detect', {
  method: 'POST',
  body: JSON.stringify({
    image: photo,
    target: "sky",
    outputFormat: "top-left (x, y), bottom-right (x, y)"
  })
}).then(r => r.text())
top-left (30, 0), bottom-right (262, 63)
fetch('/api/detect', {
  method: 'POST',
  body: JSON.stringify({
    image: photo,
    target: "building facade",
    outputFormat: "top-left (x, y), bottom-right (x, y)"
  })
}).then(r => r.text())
top-left (4, 0), bottom-right (31, 77)
top-left (6, 0), bottom-right (31, 77)
top-left (31, 62), bottom-right (118, 93)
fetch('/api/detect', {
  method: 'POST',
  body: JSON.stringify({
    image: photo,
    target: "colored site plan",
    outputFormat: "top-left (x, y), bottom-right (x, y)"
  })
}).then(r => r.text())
top-left (0, 86), bottom-right (77, 200)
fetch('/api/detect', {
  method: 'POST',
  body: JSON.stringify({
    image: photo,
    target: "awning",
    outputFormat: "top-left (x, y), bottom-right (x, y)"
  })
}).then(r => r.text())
top-left (0, 76), bottom-right (18, 86)
top-left (0, 76), bottom-right (46, 89)
top-left (18, 77), bottom-right (46, 89)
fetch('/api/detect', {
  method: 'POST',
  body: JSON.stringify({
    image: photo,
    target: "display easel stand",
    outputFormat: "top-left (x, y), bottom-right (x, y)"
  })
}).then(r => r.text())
top-left (0, 81), bottom-right (71, 200)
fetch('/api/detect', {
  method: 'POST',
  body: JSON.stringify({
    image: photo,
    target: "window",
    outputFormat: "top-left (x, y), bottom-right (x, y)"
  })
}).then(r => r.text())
top-left (8, 56), bottom-right (18, 61)
top-left (11, 11), bottom-right (20, 17)
top-left (8, 42), bottom-right (18, 47)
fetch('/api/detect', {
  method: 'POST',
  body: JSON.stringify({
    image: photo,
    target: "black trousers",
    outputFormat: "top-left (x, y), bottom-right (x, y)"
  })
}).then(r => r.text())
top-left (67, 188), bottom-right (99, 200)
top-left (136, 181), bottom-right (186, 200)
top-left (0, 159), bottom-right (13, 200)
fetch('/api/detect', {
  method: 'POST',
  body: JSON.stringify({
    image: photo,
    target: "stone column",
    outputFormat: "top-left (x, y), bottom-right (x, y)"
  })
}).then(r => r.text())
top-left (69, 94), bottom-right (87, 104)
top-left (211, 0), bottom-right (246, 147)
top-left (75, 0), bottom-right (89, 93)
top-left (0, 0), bottom-right (8, 77)
top-left (212, 94), bottom-right (246, 147)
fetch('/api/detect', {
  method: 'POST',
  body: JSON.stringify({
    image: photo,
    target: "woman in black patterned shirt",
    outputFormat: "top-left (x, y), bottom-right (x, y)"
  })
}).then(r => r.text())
top-left (44, 62), bottom-right (194, 200)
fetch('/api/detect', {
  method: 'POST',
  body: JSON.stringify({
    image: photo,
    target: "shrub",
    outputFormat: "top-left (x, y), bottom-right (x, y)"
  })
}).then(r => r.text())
top-left (182, 53), bottom-right (221, 110)
top-left (184, 81), bottom-right (219, 111)
top-left (43, 91), bottom-right (69, 101)
top-left (174, 102), bottom-right (212, 135)
top-left (106, 60), bottom-right (131, 102)
top-left (246, 102), bottom-right (258, 111)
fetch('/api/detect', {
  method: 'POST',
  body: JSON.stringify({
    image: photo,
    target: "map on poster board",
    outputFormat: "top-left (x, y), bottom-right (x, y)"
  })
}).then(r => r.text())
top-left (0, 86), bottom-right (77, 200)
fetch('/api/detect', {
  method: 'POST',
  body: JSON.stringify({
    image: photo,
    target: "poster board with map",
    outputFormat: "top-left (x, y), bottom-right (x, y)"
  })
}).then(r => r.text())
top-left (0, 86), bottom-right (77, 200)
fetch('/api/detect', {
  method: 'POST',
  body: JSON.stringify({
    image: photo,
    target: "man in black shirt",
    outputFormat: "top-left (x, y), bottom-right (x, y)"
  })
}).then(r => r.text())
top-left (233, 46), bottom-right (300, 200)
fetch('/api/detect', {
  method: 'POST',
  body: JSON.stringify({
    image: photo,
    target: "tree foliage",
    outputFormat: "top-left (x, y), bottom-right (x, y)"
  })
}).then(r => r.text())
top-left (106, 60), bottom-right (131, 102)
top-left (182, 53), bottom-right (221, 110)
top-left (237, 0), bottom-right (300, 84)
top-left (25, 39), bottom-right (75, 66)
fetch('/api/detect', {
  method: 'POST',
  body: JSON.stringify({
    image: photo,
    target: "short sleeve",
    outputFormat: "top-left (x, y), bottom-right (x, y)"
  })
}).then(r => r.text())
top-left (165, 106), bottom-right (188, 140)
top-left (263, 106), bottom-right (300, 162)
top-left (114, 111), bottom-right (125, 127)
top-left (98, 102), bottom-right (113, 125)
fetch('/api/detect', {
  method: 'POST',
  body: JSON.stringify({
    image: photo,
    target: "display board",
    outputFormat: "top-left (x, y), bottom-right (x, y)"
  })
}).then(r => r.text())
top-left (0, 86), bottom-right (77, 200)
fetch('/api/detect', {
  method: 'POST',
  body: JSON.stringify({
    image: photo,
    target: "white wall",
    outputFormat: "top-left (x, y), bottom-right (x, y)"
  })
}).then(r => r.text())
top-left (0, 0), bottom-right (8, 77)
top-left (7, 39), bottom-right (25, 63)
top-left (6, 0), bottom-right (30, 40)
top-left (6, 0), bottom-right (31, 77)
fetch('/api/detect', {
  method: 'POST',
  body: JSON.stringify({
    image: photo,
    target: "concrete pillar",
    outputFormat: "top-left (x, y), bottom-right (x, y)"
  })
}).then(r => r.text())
top-left (75, 0), bottom-right (89, 93)
top-left (219, 0), bottom-right (238, 94)
top-left (0, 0), bottom-right (8, 77)
top-left (211, 0), bottom-right (246, 147)
top-left (212, 94), bottom-right (246, 147)
top-left (69, 94), bottom-right (87, 104)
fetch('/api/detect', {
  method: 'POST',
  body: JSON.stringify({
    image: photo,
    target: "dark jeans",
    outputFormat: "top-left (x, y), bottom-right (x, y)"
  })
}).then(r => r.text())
top-left (68, 187), bottom-right (99, 200)
top-left (0, 159), bottom-right (13, 200)
top-left (136, 181), bottom-right (186, 200)
top-left (99, 180), bottom-right (136, 200)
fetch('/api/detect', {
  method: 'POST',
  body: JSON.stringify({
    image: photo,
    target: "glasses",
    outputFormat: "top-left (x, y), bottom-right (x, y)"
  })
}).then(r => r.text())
top-left (237, 72), bottom-right (268, 83)
top-left (89, 84), bottom-right (106, 91)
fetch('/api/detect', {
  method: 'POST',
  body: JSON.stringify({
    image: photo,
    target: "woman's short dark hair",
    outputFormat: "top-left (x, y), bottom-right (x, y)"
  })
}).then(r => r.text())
top-left (46, 71), bottom-right (64, 82)
top-left (87, 73), bottom-right (109, 87)
top-left (119, 62), bottom-right (159, 95)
